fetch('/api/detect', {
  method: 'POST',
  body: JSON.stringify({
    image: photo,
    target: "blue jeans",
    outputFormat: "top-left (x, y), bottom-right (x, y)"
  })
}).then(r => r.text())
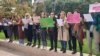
top-left (61, 41), bottom-right (67, 50)
top-left (19, 39), bottom-right (24, 44)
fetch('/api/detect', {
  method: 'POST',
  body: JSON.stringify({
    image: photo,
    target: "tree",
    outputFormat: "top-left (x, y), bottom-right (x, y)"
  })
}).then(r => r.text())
top-left (0, 0), bottom-right (32, 17)
top-left (15, 2), bottom-right (32, 16)
top-left (0, 0), bottom-right (17, 17)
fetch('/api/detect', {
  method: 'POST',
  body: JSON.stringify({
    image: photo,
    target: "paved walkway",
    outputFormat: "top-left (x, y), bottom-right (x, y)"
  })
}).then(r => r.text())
top-left (0, 46), bottom-right (25, 56)
top-left (0, 39), bottom-right (96, 56)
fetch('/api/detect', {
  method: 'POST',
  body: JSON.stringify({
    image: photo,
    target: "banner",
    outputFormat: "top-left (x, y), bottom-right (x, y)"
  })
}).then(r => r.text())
top-left (89, 3), bottom-right (100, 13)
top-left (40, 18), bottom-right (54, 28)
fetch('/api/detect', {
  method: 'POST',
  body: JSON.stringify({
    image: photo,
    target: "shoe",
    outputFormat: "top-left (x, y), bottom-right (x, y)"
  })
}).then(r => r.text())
top-left (8, 40), bottom-right (13, 43)
top-left (37, 46), bottom-right (40, 48)
top-left (26, 43), bottom-right (31, 46)
top-left (28, 43), bottom-right (32, 46)
top-left (63, 50), bottom-right (66, 53)
top-left (32, 45), bottom-right (36, 47)
top-left (72, 51), bottom-right (77, 54)
top-left (60, 48), bottom-right (63, 51)
top-left (55, 49), bottom-right (57, 52)
top-left (49, 48), bottom-right (53, 51)
top-left (26, 43), bottom-right (29, 46)
top-left (88, 53), bottom-right (92, 56)
top-left (80, 53), bottom-right (83, 56)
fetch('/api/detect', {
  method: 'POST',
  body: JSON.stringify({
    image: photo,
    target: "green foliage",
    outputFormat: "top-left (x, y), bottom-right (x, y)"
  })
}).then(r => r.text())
top-left (45, 2), bottom-right (89, 14)
top-left (15, 2), bottom-right (32, 16)
top-left (0, 0), bottom-right (32, 17)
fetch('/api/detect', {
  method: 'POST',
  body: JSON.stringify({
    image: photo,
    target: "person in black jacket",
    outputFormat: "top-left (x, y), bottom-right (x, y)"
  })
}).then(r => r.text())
top-left (48, 12), bottom-right (58, 52)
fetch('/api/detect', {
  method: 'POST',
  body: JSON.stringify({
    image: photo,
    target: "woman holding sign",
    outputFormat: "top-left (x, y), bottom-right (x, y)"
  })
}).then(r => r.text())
top-left (72, 10), bottom-right (84, 56)
top-left (48, 12), bottom-right (58, 52)
top-left (40, 12), bottom-right (47, 49)
top-left (57, 11), bottom-right (69, 53)
top-left (22, 13), bottom-right (33, 46)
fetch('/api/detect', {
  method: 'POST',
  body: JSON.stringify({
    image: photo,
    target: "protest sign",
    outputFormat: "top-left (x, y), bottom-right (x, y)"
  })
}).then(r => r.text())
top-left (67, 12), bottom-right (80, 23)
top-left (72, 12), bottom-right (80, 23)
top-left (57, 19), bottom-right (63, 26)
top-left (40, 18), bottom-right (54, 28)
top-left (67, 12), bottom-right (73, 23)
top-left (89, 3), bottom-right (100, 13)
top-left (83, 14), bottom-right (94, 22)
top-left (22, 19), bottom-right (28, 24)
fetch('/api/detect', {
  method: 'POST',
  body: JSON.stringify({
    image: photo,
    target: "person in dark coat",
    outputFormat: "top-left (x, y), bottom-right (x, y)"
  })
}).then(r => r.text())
top-left (32, 14), bottom-right (41, 48)
top-left (48, 12), bottom-right (58, 52)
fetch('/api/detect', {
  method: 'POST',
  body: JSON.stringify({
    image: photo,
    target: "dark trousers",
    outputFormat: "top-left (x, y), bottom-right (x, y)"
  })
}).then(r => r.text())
top-left (7, 26), bottom-right (13, 41)
top-left (68, 28), bottom-right (72, 50)
top-left (48, 28), bottom-right (57, 50)
top-left (0, 26), bottom-right (2, 32)
top-left (33, 29), bottom-right (41, 46)
top-left (24, 25), bottom-right (33, 43)
top-left (41, 28), bottom-right (47, 46)
top-left (3, 30), bottom-right (9, 39)
top-left (78, 41), bottom-right (83, 54)
top-left (13, 25), bottom-right (18, 40)
top-left (72, 36), bottom-right (83, 54)
top-left (72, 36), bottom-right (77, 52)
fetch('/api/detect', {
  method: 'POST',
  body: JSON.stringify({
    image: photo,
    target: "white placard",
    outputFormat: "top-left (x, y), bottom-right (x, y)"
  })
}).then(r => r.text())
top-left (4, 23), bottom-right (8, 26)
top-left (83, 14), bottom-right (94, 22)
top-left (57, 19), bottom-right (63, 26)
top-left (22, 26), bottom-right (24, 31)
top-left (8, 22), bottom-right (12, 25)
top-left (22, 19), bottom-right (28, 24)
top-left (0, 22), bottom-right (2, 25)
top-left (29, 23), bottom-right (33, 25)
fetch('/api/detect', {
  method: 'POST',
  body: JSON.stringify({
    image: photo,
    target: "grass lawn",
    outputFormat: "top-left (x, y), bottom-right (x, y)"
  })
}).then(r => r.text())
top-left (0, 31), bottom-right (96, 55)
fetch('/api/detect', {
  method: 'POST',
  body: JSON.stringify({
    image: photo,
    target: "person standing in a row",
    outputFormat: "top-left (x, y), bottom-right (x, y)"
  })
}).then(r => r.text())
top-left (72, 10), bottom-right (85, 56)
top-left (11, 16), bottom-right (18, 40)
top-left (2, 17), bottom-right (9, 40)
top-left (57, 11), bottom-right (69, 53)
top-left (48, 12), bottom-right (58, 52)
top-left (40, 12), bottom-right (47, 49)
top-left (17, 16), bottom-right (25, 44)
top-left (84, 15), bottom-right (93, 56)
top-left (0, 17), bottom-right (3, 32)
top-left (22, 13), bottom-right (33, 46)
top-left (7, 17), bottom-right (13, 42)
top-left (92, 12), bottom-right (100, 56)
top-left (32, 13), bottom-right (41, 48)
